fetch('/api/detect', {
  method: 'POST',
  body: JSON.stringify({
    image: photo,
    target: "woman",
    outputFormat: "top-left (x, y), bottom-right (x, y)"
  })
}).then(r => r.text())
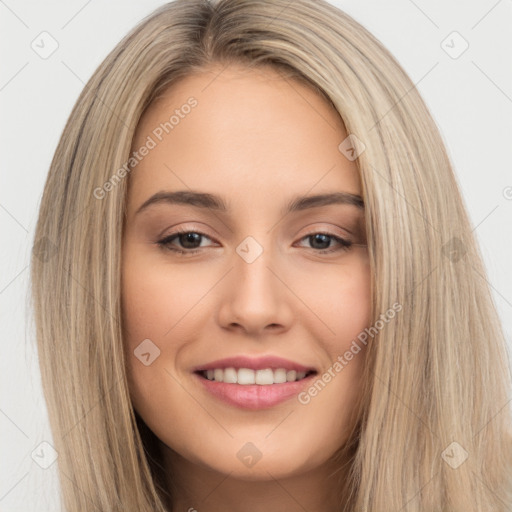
top-left (30, 0), bottom-right (512, 510)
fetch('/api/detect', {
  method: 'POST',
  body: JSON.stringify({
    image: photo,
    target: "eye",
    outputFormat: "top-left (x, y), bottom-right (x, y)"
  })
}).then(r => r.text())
top-left (157, 228), bottom-right (216, 256)
top-left (156, 228), bottom-right (356, 256)
top-left (294, 231), bottom-right (353, 254)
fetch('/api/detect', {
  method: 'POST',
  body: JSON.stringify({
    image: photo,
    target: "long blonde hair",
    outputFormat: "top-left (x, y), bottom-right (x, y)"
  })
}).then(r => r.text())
top-left (30, 0), bottom-right (512, 510)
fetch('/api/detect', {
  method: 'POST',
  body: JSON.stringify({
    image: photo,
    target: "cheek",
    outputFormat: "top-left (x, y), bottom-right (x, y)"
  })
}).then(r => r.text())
top-left (300, 254), bottom-right (372, 347)
top-left (297, 275), bottom-right (370, 449)
top-left (304, 257), bottom-right (371, 407)
top-left (121, 250), bottom-right (205, 349)
top-left (331, 264), bottom-right (371, 340)
top-left (121, 249), bottom-right (198, 411)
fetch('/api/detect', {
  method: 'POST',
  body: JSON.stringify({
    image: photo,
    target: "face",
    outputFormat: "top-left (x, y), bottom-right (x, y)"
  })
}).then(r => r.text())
top-left (121, 64), bottom-right (371, 481)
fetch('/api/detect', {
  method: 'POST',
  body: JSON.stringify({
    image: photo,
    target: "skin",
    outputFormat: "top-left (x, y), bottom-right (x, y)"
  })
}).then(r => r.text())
top-left (121, 63), bottom-right (371, 512)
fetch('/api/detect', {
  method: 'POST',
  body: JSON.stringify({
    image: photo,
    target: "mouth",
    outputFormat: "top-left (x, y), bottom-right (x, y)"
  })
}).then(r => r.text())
top-left (192, 354), bottom-right (318, 410)
top-left (192, 356), bottom-right (318, 410)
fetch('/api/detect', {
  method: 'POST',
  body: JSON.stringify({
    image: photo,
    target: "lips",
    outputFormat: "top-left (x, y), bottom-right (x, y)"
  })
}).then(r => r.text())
top-left (192, 355), bottom-right (318, 410)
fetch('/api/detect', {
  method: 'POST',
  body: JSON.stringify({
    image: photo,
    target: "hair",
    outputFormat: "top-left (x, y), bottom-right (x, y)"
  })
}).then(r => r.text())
top-left (30, 0), bottom-right (512, 510)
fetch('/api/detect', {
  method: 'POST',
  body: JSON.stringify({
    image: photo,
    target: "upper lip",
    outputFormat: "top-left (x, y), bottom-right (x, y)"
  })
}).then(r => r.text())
top-left (193, 355), bottom-right (317, 373)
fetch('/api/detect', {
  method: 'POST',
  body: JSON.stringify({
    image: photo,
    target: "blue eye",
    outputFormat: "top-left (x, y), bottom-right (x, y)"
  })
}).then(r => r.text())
top-left (156, 229), bottom-right (354, 256)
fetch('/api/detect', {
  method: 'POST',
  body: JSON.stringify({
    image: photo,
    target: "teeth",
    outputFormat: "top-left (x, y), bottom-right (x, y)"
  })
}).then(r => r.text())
top-left (224, 367), bottom-right (237, 383)
top-left (202, 367), bottom-right (311, 385)
top-left (274, 368), bottom-right (287, 383)
top-left (255, 368), bottom-right (273, 385)
top-left (238, 368), bottom-right (255, 385)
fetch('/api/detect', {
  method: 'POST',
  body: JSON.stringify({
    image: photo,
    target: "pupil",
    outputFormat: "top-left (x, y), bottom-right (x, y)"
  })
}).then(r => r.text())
top-left (311, 233), bottom-right (330, 250)
top-left (181, 232), bottom-right (200, 248)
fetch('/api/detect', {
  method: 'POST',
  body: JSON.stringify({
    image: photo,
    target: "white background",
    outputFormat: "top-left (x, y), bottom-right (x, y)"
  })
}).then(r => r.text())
top-left (1, 0), bottom-right (511, 510)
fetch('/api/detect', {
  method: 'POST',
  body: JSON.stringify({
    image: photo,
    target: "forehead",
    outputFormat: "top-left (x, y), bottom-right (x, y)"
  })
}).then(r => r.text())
top-left (127, 64), bottom-right (362, 213)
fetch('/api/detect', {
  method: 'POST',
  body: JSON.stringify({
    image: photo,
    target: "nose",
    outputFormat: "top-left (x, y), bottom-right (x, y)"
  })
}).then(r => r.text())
top-left (216, 240), bottom-right (294, 337)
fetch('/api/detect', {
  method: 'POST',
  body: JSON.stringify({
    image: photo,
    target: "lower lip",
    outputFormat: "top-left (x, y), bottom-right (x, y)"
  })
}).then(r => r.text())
top-left (195, 372), bottom-right (316, 410)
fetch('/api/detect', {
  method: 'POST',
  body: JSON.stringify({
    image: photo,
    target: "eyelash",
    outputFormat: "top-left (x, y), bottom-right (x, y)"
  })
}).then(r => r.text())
top-left (156, 227), bottom-right (353, 256)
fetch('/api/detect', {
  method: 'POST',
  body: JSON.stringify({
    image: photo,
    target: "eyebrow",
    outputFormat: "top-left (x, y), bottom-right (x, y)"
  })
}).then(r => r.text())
top-left (135, 189), bottom-right (364, 216)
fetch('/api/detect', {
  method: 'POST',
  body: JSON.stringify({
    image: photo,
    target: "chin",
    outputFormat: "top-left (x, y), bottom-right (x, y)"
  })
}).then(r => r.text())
top-left (193, 442), bottom-right (327, 481)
